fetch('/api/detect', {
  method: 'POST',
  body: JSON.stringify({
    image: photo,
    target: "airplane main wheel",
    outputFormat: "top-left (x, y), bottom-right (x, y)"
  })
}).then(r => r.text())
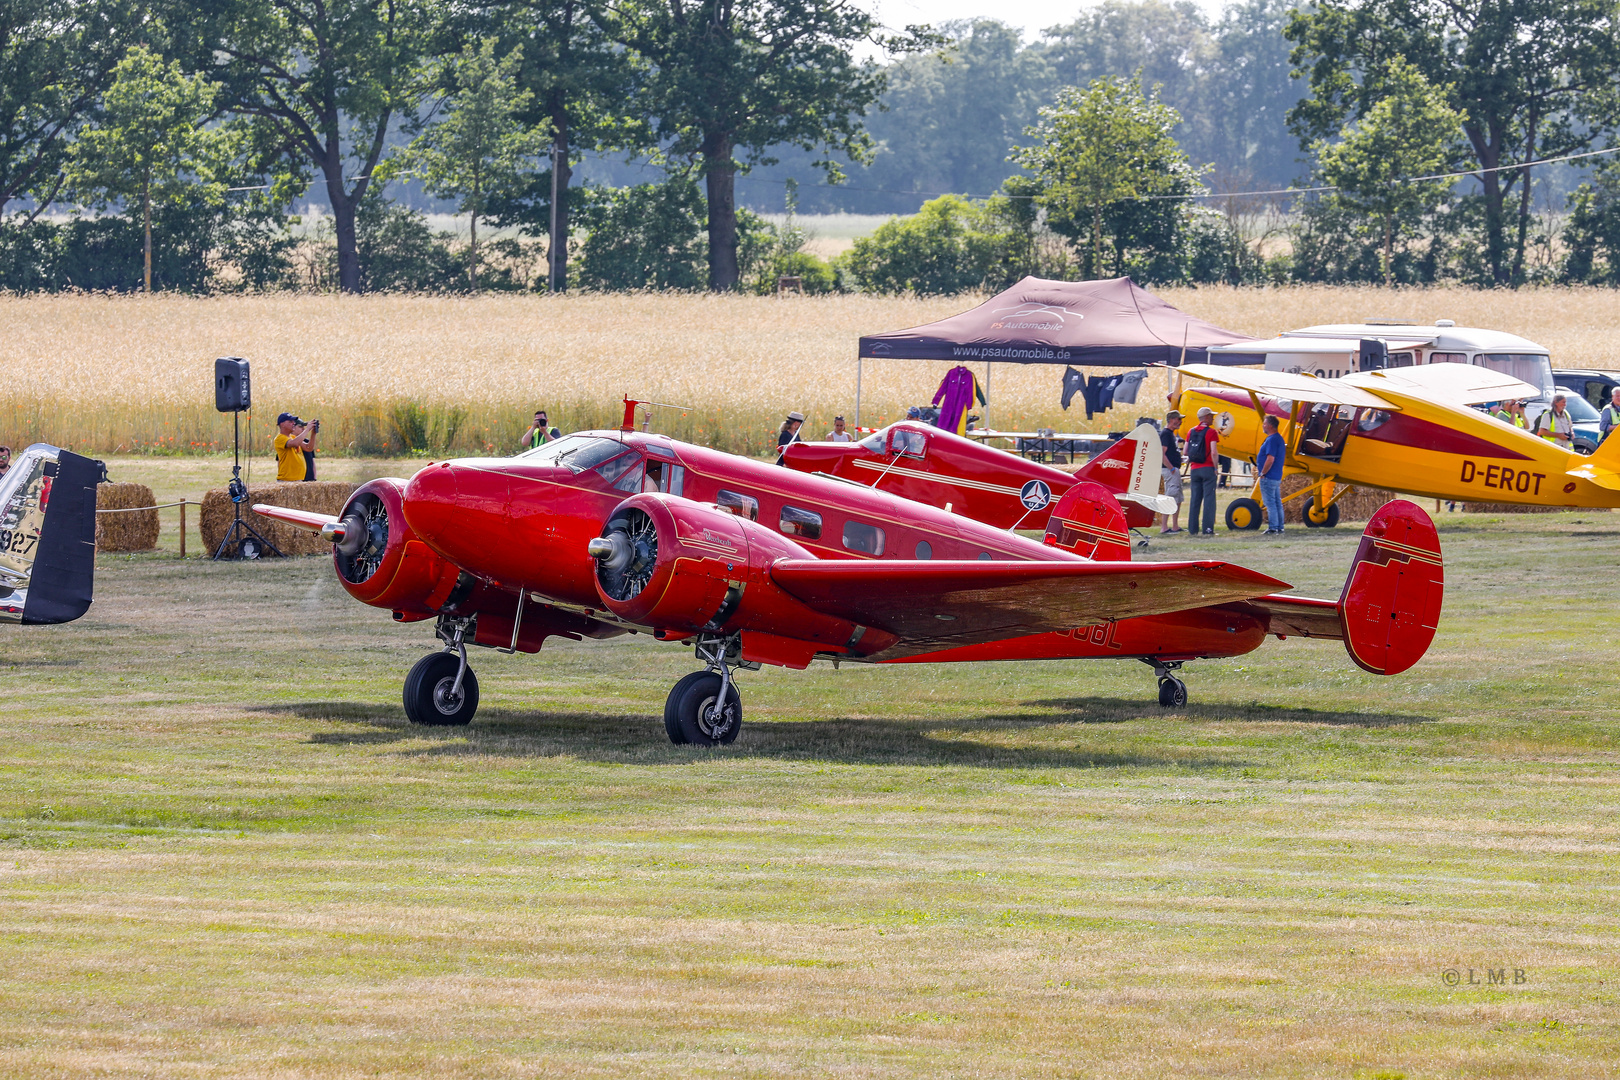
top-left (667, 671), bottom-right (742, 746)
top-left (403, 651), bottom-right (478, 726)
top-left (1302, 496), bottom-right (1341, 529)
top-left (1225, 497), bottom-right (1263, 531)
top-left (1157, 676), bottom-right (1188, 709)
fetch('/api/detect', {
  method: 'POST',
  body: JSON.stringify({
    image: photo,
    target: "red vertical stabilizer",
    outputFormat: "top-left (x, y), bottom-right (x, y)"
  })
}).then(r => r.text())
top-left (1339, 501), bottom-right (1444, 675)
top-left (1043, 481), bottom-right (1132, 561)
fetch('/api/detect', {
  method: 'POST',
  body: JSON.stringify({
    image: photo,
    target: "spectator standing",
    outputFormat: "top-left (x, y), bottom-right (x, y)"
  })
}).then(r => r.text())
top-left (826, 416), bottom-right (851, 442)
top-left (274, 413), bottom-right (316, 482)
top-left (775, 411), bottom-right (804, 465)
top-left (1536, 395), bottom-right (1573, 448)
top-left (1185, 406), bottom-right (1221, 535)
top-left (521, 410), bottom-right (558, 450)
top-left (1504, 400), bottom-right (1529, 429)
top-left (1256, 415), bottom-right (1287, 535)
top-left (302, 418), bottom-right (320, 480)
top-left (1158, 410), bottom-right (1184, 534)
top-left (1601, 388), bottom-right (1620, 444)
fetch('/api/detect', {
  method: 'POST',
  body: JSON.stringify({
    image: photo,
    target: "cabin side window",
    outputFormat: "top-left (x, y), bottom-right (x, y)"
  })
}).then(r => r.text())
top-left (597, 452), bottom-right (638, 487)
top-left (915, 540), bottom-right (933, 560)
top-left (842, 521), bottom-right (885, 556)
top-left (780, 505), bottom-right (822, 539)
top-left (715, 489), bottom-right (759, 521)
top-left (890, 429), bottom-right (927, 458)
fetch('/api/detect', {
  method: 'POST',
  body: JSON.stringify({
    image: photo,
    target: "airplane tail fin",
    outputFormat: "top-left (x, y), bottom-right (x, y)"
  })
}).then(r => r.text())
top-left (1566, 431), bottom-right (1620, 491)
top-left (1043, 480), bottom-right (1131, 561)
top-left (1073, 423), bottom-right (1175, 516)
top-left (0, 445), bottom-right (102, 625)
top-left (1337, 500), bottom-right (1444, 675)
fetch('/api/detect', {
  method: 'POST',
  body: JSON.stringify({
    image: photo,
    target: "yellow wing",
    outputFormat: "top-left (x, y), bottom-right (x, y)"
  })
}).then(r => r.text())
top-left (1176, 363), bottom-right (1401, 410)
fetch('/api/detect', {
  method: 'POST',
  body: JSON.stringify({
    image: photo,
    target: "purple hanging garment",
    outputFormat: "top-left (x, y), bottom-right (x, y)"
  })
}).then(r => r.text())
top-left (932, 366), bottom-right (977, 434)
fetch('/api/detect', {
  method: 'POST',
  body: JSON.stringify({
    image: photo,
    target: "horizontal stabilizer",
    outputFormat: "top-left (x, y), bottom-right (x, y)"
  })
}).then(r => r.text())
top-left (771, 557), bottom-right (1289, 655)
top-left (1566, 428), bottom-right (1620, 490)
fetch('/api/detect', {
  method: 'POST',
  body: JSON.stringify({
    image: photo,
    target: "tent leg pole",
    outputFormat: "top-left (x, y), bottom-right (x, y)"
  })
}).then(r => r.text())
top-left (984, 361), bottom-right (992, 429)
top-left (855, 356), bottom-right (862, 429)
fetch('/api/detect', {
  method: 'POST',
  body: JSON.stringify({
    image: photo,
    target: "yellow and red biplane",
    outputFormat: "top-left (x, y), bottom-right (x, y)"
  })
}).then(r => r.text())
top-left (1171, 362), bottom-right (1620, 528)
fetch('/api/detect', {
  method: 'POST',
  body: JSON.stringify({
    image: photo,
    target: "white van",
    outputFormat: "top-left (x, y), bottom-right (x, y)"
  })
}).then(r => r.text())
top-left (1206, 320), bottom-right (1556, 403)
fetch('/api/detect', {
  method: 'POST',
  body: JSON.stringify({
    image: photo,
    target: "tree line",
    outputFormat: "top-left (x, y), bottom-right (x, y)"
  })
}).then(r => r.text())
top-left (4, 0), bottom-right (1620, 295)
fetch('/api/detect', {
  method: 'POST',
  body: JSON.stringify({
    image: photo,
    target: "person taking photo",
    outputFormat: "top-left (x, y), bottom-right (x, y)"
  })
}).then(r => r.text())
top-left (274, 413), bottom-right (317, 482)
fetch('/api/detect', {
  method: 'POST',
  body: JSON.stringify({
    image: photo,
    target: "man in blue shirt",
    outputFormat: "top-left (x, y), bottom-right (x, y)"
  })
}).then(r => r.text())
top-left (1257, 415), bottom-right (1287, 534)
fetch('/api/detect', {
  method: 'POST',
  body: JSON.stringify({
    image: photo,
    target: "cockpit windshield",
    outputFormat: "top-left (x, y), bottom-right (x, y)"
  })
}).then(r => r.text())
top-left (516, 434), bottom-right (627, 471)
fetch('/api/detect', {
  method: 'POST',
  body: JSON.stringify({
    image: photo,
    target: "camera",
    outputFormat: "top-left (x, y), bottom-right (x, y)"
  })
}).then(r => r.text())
top-left (308, 418), bottom-right (321, 433)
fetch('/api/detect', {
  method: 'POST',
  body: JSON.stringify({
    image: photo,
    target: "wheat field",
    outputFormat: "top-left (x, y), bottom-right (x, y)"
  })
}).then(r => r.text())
top-left (2, 286), bottom-right (1617, 459)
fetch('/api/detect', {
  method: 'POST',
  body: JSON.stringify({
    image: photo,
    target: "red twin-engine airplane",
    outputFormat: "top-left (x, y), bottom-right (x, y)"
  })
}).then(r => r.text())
top-left (256, 401), bottom-right (1445, 746)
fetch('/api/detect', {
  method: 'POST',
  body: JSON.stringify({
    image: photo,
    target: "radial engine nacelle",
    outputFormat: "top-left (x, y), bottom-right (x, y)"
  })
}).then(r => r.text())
top-left (330, 478), bottom-right (461, 617)
top-left (589, 493), bottom-right (889, 661)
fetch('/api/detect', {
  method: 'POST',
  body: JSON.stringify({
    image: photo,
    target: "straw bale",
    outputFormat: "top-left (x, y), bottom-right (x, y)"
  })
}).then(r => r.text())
top-left (1278, 475), bottom-right (1395, 525)
top-left (200, 481), bottom-right (355, 557)
top-left (95, 483), bottom-right (159, 552)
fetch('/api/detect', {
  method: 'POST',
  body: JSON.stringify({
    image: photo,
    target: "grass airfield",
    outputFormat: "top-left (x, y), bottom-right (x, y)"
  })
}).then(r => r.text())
top-left (3, 505), bottom-right (1619, 1078)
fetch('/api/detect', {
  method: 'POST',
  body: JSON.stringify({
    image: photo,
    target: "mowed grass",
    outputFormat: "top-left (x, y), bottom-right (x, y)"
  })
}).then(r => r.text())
top-left (4, 285), bottom-right (1619, 459)
top-left (3, 504), bottom-right (1618, 1078)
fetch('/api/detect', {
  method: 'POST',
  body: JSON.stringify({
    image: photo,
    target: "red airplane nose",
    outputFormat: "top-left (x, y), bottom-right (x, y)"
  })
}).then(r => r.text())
top-left (402, 460), bottom-right (462, 550)
top-left (404, 460), bottom-right (518, 573)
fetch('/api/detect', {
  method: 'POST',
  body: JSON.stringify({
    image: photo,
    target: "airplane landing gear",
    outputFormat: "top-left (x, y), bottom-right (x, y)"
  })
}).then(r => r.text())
top-left (405, 617), bottom-right (479, 726)
top-left (1145, 659), bottom-right (1188, 709)
top-left (665, 634), bottom-right (752, 746)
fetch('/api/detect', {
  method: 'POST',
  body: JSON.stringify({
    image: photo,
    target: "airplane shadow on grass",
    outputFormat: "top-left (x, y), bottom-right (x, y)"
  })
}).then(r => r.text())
top-left (257, 693), bottom-right (1426, 769)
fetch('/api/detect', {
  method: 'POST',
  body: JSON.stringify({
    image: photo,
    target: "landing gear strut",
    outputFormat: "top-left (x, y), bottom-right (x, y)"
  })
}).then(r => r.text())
top-left (1144, 659), bottom-right (1188, 708)
top-left (665, 633), bottom-right (754, 746)
top-left (404, 617), bottom-right (479, 726)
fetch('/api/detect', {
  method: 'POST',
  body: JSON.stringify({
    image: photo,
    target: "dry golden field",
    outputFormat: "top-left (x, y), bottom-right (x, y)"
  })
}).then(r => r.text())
top-left (2, 285), bottom-right (1618, 459)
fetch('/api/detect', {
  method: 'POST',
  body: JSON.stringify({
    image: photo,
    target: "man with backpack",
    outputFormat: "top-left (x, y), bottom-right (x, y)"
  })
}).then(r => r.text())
top-left (1185, 406), bottom-right (1221, 535)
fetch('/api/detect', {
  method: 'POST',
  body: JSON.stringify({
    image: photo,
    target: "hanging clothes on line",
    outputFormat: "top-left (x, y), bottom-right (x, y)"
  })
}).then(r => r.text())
top-left (932, 365), bottom-right (987, 435)
top-left (1060, 366), bottom-right (1086, 411)
top-left (1083, 376), bottom-right (1107, 419)
top-left (1112, 369), bottom-right (1148, 405)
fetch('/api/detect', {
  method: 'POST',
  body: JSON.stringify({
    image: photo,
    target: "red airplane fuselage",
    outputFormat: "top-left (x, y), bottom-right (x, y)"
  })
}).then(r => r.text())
top-left (358, 429), bottom-right (1269, 666)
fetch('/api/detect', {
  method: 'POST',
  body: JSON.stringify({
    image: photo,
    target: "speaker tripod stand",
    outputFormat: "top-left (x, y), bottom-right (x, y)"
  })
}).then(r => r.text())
top-left (213, 410), bottom-right (283, 561)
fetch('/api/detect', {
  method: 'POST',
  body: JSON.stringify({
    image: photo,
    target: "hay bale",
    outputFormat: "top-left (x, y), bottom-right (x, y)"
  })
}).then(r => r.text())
top-left (200, 481), bottom-right (355, 557)
top-left (96, 483), bottom-right (159, 552)
top-left (1278, 475), bottom-right (1395, 525)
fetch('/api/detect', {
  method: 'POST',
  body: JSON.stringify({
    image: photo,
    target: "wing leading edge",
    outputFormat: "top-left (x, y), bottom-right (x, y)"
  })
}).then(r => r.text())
top-left (770, 558), bottom-right (1290, 657)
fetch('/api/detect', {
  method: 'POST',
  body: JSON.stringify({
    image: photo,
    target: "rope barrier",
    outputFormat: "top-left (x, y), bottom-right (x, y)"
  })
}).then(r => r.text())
top-left (95, 501), bottom-right (190, 513)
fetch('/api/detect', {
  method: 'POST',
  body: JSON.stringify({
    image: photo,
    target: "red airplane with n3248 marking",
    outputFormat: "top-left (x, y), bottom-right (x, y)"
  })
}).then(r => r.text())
top-left (256, 400), bottom-right (1446, 746)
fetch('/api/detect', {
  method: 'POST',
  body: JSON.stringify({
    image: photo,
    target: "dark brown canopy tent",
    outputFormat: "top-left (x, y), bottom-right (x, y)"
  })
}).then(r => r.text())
top-left (853, 276), bottom-right (1255, 425)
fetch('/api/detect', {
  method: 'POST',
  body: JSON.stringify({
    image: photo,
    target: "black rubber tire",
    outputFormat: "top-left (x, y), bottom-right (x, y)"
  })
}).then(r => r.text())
top-left (671, 671), bottom-right (742, 746)
top-left (1302, 496), bottom-right (1341, 529)
top-left (1157, 676), bottom-right (1188, 708)
top-left (663, 670), bottom-right (716, 745)
top-left (402, 651), bottom-right (478, 726)
top-left (1225, 497), bottom-right (1263, 531)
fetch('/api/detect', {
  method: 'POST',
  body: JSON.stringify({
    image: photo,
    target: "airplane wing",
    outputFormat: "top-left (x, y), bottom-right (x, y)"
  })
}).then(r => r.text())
top-left (1220, 594), bottom-right (1343, 639)
top-left (1177, 363), bottom-right (1400, 410)
top-left (1343, 365), bottom-right (1540, 405)
top-left (770, 558), bottom-right (1290, 655)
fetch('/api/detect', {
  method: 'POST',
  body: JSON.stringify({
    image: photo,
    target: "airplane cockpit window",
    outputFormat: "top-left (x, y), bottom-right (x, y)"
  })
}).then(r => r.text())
top-left (890, 429), bottom-right (927, 458)
top-left (1356, 409), bottom-right (1392, 433)
top-left (597, 452), bottom-right (638, 487)
top-left (521, 435), bottom-right (627, 472)
top-left (715, 489), bottom-right (759, 521)
top-left (858, 431), bottom-right (886, 452)
top-left (1301, 403), bottom-right (1357, 459)
top-left (605, 454), bottom-right (686, 496)
top-left (779, 505), bottom-right (822, 539)
top-left (842, 520), bottom-right (885, 556)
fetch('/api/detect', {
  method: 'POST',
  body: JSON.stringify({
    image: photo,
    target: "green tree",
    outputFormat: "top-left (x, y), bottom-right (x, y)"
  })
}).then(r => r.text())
top-left (64, 45), bottom-right (227, 293)
top-left (1286, 0), bottom-right (1620, 286)
top-left (187, 0), bottom-right (440, 293)
top-left (1013, 74), bottom-right (1198, 278)
top-left (387, 41), bottom-right (547, 291)
top-left (840, 193), bottom-right (1027, 295)
top-left (574, 177), bottom-right (707, 290)
top-left (1314, 58), bottom-right (1464, 286)
top-left (0, 0), bottom-right (145, 217)
top-left (619, 0), bottom-right (922, 291)
top-left (477, 0), bottom-right (646, 291)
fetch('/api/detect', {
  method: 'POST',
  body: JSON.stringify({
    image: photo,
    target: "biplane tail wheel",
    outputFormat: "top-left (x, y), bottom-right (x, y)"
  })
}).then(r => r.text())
top-left (1302, 496), bottom-right (1341, 529)
top-left (666, 671), bottom-right (741, 746)
top-left (1157, 676), bottom-right (1188, 709)
top-left (1225, 497), bottom-right (1263, 531)
top-left (403, 651), bottom-right (478, 726)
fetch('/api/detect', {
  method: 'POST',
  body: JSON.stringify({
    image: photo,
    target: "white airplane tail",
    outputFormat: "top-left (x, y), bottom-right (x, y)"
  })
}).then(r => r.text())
top-left (1073, 423), bottom-right (1176, 516)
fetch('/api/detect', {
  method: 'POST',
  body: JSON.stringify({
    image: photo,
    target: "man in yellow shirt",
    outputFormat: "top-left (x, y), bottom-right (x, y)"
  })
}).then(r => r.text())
top-left (274, 412), bottom-right (316, 481)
